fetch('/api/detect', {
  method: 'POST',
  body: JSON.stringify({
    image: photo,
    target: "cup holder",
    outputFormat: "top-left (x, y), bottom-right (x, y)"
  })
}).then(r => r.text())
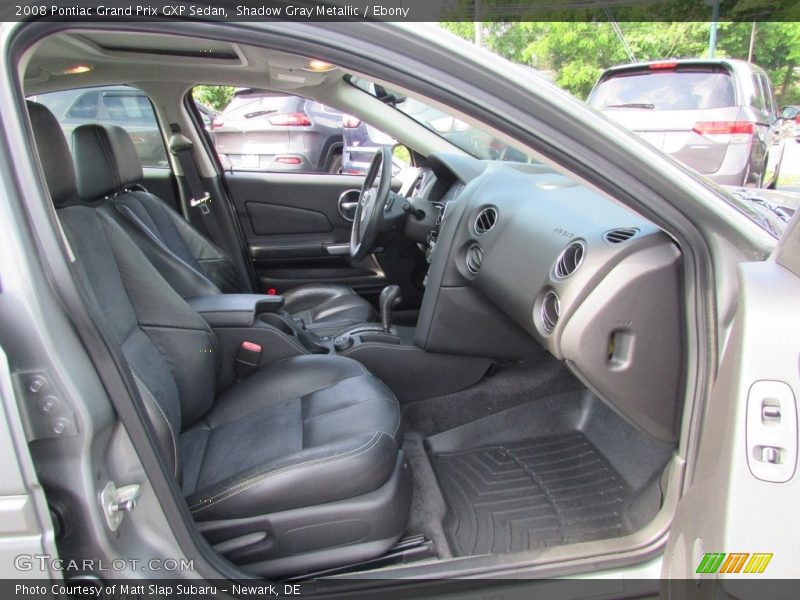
top-left (259, 312), bottom-right (296, 336)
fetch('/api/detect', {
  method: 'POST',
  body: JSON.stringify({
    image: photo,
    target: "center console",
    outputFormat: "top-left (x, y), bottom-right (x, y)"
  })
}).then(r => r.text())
top-left (188, 289), bottom-right (493, 402)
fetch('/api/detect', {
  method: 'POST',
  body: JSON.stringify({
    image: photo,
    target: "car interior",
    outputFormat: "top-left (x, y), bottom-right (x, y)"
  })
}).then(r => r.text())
top-left (18, 28), bottom-right (690, 580)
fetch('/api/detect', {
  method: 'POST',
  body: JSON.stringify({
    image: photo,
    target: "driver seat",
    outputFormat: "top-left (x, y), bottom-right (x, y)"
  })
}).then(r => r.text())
top-left (70, 123), bottom-right (376, 333)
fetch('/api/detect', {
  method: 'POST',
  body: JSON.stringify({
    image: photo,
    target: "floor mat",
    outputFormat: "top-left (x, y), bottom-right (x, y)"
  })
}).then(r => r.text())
top-left (433, 431), bottom-right (634, 556)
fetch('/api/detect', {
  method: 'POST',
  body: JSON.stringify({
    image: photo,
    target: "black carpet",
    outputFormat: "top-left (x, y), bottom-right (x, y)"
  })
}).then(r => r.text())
top-left (433, 431), bottom-right (634, 557)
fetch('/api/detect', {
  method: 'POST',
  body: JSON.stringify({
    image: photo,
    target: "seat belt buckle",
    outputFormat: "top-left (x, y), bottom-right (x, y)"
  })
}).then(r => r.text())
top-left (190, 193), bottom-right (211, 215)
top-left (235, 341), bottom-right (262, 379)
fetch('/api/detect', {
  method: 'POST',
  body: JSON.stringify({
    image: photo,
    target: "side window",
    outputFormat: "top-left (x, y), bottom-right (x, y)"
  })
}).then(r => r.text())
top-left (759, 74), bottom-right (776, 115)
top-left (753, 73), bottom-right (769, 114)
top-left (192, 85), bottom-right (397, 176)
top-left (100, 93), bottom-right (158, 123)
top-left (193, 85), bottom-right (340, 174)
top-left (29, 85), bottom-right (169, 169)
top-left (751, 74), bottom-right (766, 113)
top-left (66, 91), bottom-right (99, 119)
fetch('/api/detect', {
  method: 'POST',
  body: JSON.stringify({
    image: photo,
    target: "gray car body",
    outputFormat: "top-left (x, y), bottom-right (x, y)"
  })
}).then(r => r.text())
top-left (588, 58), bottom-right (786, 188)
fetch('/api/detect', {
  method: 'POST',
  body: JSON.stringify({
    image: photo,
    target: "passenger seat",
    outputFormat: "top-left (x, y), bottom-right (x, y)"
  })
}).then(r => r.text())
top-left (71, 122), bottom-right (376, 334)
top-left (28, 102), bottom-right (410, 578)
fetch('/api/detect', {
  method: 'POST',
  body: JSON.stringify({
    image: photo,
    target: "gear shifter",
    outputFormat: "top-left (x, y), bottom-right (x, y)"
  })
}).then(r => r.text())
top-left (379, 285), bottom-right (402, 332)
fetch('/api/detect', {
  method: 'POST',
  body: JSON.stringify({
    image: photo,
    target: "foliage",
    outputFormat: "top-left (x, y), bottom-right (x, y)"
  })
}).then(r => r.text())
top-left (441, 20), bottom-right (800, 104)
top-left (192, 85), bottom-right (236, 111)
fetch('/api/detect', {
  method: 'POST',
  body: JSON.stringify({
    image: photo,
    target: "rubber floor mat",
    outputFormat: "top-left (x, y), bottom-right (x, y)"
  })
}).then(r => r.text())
top-left (432, 431), bottom-right (634, 556)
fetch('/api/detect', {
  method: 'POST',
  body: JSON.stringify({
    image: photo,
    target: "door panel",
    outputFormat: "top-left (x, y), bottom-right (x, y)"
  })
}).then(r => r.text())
top-left (663, 221), bottom-right (800, 581)
top-left (224, 171), bottom-right (388, 294)
top-left (246, 202), bottom-right (332, 236)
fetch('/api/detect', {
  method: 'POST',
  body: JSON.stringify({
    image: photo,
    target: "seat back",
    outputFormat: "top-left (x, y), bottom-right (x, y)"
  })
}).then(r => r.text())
top-left (29, 102), bottom-right (218, 482)
top-left (72, 123), bottom-right (244, 297)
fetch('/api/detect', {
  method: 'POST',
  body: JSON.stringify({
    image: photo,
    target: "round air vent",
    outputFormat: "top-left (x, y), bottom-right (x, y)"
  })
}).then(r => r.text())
top-left (474, 207), bottom-right (497, 234)
top-left (465, 244), bottom-right (484, 274)
top-left (554, 240), bottom-right (585, 279)
top-left (541, 290), bottom-right (560, 333)
top-left (604, 228), bottom-right (639, 244)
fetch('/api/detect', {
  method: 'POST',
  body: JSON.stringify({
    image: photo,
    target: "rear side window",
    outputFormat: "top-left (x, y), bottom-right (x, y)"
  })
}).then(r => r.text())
top-left (101, 93), bottom-right (158, 123)
top-left (589, 68), bottom-right (736, 111)
top-left (751, 74), bottom-right (767, 112)
top-left (66, 91), bottom-right (99, 119)
top-left (756, 73), bottom-right (776, 115)
top-left (29, 85), bottom-right (168, 168)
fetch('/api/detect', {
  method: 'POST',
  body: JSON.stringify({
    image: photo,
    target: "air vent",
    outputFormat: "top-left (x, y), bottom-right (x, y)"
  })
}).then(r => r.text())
top-left (554, 240), bottom-right (585, 279)
top-left (474, 207), bottom-right (498, 234)
top-left (541, 291), bottom-right (560, 333)
top-left (466, 244), bottom-right (484, 274)
top-left (604, 228), bottom-right (639, 244)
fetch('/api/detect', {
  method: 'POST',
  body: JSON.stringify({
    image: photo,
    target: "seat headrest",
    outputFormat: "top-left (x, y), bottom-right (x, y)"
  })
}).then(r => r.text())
top-left (27, 101), bottom-right (76, 206)
top-left (73, 123), bottom-right (144, 199)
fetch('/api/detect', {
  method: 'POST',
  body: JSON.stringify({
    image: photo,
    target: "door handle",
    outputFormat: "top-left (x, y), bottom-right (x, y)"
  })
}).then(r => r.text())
top-left (338, 189), bottom-right (360, 221)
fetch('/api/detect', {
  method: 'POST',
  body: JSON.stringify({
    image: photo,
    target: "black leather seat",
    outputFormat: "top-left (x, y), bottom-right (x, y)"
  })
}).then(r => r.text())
top-left (70, 122), bottom-right (376, 334)
top-left (28, 102), bottom-right (410, 577)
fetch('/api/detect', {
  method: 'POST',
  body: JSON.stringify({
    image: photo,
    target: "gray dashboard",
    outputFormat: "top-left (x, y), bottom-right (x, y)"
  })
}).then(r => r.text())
top-left (414, 154), bottom-right (685, 442)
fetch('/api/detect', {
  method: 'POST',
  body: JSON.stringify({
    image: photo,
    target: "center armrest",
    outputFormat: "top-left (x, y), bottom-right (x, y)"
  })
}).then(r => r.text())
top-left (187, 294), bottom-right (285, 327)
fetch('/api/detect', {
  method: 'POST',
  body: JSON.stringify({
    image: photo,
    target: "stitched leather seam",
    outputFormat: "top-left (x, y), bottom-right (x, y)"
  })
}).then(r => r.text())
top-left (130, 370), bottom-right (179, 478)
top-left (391, 399), bottom-right (401, 439)
top-left (189, 431), bottom-right (385, 513)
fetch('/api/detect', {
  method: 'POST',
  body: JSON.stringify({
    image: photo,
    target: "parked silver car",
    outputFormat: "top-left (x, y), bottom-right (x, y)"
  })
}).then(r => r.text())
top-left (212, 89), bottom-right (343, 172)
top-left (588, 59), bottom-right (787, 188)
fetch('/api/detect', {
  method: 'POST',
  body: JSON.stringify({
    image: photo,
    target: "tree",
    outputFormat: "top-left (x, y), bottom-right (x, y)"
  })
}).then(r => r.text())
top-left (444, 22), bottom-right (709, 98)
top-left (192, 85), bottom-right (236, 111)
top-left (716, 22), bottom-right (800, 104)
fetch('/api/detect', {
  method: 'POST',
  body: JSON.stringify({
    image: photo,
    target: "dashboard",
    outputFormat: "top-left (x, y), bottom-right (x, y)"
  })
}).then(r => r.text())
top-left (407, 153), bottom-right (685, 443)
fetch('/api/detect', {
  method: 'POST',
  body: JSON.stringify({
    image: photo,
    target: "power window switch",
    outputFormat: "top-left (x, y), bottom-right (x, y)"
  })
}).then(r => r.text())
top-left (762, 404), bottom-right (781, 423)
top-left (761, 446), bottom-right (781, 464)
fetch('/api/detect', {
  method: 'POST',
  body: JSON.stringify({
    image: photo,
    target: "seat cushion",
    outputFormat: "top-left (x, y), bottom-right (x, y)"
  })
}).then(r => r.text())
top-left (182, 355), bottom-right (401, 520)
top-left (283, 283), bottom-right (376, 331)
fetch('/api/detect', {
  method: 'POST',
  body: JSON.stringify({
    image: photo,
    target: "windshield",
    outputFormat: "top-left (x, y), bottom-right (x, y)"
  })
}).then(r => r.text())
top-left (589, 69), bottom-right (735, 111)
top-left (348, 76), bottom-right (534, 162)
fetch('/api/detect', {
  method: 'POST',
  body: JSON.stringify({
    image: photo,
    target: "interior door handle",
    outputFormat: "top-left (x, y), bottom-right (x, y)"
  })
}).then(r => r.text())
top-left (338, 189), bottom-right (360, 221)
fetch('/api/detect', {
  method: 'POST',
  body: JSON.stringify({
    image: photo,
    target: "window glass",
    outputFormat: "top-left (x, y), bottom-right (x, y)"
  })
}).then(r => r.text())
top-left (347, 76), bottom-right (536, 163)
top-left (759, 74), bottom-right (776, 114)
top-left (66, 91), bottom-right (99, 119)
top-left (195, 85), bottom-right (357, 174)
top-left (101, 93), bottom-right (158, 123)
top-left (29, 85), bottom-right (168, 168)
top-left (751, 74), bottom-right (766, 112)
top-left (590, 70), bottom-right (736, 111)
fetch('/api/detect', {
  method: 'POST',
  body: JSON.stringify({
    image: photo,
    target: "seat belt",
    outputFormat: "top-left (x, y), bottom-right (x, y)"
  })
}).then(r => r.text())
top-left (168, 133), bottom-right (229, 252)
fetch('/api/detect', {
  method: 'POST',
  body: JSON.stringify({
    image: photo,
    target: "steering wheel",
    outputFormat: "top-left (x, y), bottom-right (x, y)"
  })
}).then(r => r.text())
top-left (351, 145), bottom-right (392, 260)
